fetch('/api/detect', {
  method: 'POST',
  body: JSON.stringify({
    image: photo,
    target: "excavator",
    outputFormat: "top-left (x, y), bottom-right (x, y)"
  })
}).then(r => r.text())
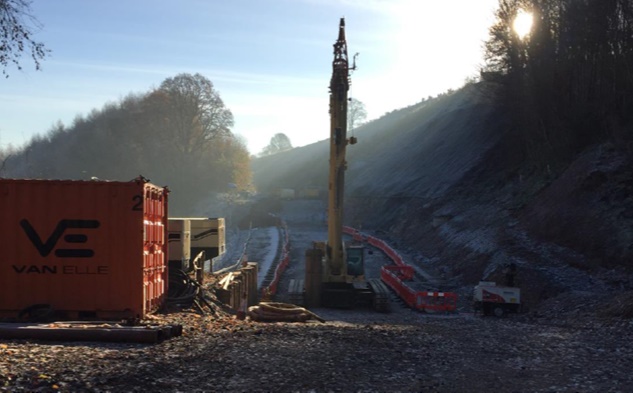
top-left (291, 18), bottom-right (390, 312)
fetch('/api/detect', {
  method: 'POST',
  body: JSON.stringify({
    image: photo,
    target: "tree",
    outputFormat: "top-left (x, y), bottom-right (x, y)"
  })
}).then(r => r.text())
top-left (0, 0), bottom-right (49, 77)
top-left (0, 72), bottom-right (251, 213)
top-left (211, 136), bottom-right (252, 190)
top-left (158, 73), bottom-right (234, 157)
top-left (348, 97), bottom-right (367, 131)
top-left (259, 133), bottom-right (293, 156)
top-left (483, 0), bottom-right (633, 163)
top-left (0, 148), bottom-right (12, 176)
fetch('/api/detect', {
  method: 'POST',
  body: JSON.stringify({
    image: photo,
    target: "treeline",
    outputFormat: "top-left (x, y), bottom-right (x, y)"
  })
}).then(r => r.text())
top-left (484, 0), bottom-right (633, 163)
top-left (0, 73), bottom-right (251, 214)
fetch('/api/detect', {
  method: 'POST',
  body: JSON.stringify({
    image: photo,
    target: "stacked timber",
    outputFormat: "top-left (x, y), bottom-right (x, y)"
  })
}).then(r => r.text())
top-left (245, 262), bottom-right (259, 307)
top-left (215, 262), bottom-right (259, 311)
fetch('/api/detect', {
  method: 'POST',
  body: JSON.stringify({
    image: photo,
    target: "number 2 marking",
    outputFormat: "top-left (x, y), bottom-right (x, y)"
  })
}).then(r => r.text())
top-left (132, 195), bottom-right (143, 211)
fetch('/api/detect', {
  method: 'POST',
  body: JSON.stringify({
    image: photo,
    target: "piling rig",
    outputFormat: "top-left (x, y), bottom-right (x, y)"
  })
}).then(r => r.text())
top-left (291, 18), bottom-right (390, 312)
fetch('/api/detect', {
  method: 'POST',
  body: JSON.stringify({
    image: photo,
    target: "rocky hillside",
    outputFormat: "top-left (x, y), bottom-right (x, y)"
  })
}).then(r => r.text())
top-left (252, 82), bottom-right (633, 312)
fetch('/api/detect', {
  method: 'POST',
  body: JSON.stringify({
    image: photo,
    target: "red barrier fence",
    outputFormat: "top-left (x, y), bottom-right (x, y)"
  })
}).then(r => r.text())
top-left (415, 291), bottom-right (458, 313)
top-left (380, 266), bottom-right (417, 307)
top-left (262, 221), bottom-right (291, 298)
top-left (345, 226), bottom-right (458, 313)
top-left (263, 225), bottom-right (458, 311)
top-left (344, 226), bottom-right (407, 267)
top-left (382, 265), bottom-right (415, 281)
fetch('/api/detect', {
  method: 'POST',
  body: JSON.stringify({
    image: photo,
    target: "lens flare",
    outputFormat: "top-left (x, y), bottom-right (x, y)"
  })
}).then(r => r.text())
top-left (513, 10), bottom-right (533, 39)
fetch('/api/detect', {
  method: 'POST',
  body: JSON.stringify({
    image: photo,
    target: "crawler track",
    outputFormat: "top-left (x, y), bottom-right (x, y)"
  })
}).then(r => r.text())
top-left (368, 279), bottom-right (390, 312)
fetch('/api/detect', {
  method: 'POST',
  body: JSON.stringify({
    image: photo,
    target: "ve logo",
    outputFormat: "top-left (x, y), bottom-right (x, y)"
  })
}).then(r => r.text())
top-left (20, 219), bottom-right (100, 258)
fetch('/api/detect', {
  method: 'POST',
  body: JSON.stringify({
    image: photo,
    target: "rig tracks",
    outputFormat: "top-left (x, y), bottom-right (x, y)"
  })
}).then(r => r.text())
top-left (368, 279), bottom-right (391, 313)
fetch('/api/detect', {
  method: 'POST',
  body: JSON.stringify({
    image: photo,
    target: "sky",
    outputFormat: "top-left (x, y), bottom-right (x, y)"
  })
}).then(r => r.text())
top-left (0, 0), bottom-right (499, 155)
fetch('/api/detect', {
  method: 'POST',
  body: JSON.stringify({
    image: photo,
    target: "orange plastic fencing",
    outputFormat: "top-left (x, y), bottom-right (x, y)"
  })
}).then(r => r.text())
top-left (262, 221), bottom-right (290, 297)
top-left (381, 267), bottom-right (417, 307)
top-left (345, 226), bottom-right (458, 313)
top-left (415, 291), bottom-right (458, 313)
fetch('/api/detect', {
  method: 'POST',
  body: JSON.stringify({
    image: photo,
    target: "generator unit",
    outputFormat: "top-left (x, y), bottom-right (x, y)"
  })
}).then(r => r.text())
top-left (167, 219), bottom-right (191, 271)
top-left (169, 217), bottom-right (225, 271)
top-left (188, 217), bottom-right (225, 260)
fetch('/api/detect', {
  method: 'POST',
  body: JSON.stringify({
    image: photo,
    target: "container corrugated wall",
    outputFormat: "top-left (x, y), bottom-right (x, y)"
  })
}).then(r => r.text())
top-left (0, 177), bottom-right (168, 320)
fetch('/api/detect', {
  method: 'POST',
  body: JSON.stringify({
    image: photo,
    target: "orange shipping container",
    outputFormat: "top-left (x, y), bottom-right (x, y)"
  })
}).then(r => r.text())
top-left (0, 177), bottom-right (168, 320)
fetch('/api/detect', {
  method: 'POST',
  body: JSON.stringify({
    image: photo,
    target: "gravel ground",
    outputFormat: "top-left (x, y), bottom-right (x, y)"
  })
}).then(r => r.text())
top-left (2, 199), bottom-right (632, 392)
top-left (2, 310), bottom-right (632, 392)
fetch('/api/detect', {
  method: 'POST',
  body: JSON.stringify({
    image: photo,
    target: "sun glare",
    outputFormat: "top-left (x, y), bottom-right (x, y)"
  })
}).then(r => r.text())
top-left (513, 10), bottom-right (533, 39)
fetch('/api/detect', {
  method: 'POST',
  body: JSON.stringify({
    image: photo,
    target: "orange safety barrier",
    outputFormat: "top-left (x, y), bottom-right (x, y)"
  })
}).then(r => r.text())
top-left (382, 265), bottom-right (415, 281)
top-left (346, 226), bottom-right (458, 313)
top-left (343, 226), bottom-right (365, 243)
top-left (261, 221), bottom-right (291, 298)
top-left (381, 267), bottom-right (417, 308)
top-left (415, 291), bottom-right (458, 313)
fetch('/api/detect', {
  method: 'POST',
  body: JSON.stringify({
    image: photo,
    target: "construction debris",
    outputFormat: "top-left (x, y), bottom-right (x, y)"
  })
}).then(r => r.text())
top-left (247, 302), bottom-right (325, 323)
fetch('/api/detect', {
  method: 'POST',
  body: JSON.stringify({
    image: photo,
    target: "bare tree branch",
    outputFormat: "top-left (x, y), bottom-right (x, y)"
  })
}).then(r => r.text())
top-left (0, 0), bottom-right (50, 77)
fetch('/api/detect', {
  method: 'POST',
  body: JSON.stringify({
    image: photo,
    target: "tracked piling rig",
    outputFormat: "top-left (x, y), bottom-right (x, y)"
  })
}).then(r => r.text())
top-left (294, 18), bottom-right (389, 312)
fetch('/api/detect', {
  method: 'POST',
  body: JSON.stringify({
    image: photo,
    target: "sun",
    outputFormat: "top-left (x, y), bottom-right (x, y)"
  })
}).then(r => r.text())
top-left (513, 10), bottom-right (533, 39)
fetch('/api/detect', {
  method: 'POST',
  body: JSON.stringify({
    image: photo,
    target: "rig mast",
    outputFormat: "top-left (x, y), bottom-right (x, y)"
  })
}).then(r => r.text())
top-left (326, 17), bottom-right (357, 277)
